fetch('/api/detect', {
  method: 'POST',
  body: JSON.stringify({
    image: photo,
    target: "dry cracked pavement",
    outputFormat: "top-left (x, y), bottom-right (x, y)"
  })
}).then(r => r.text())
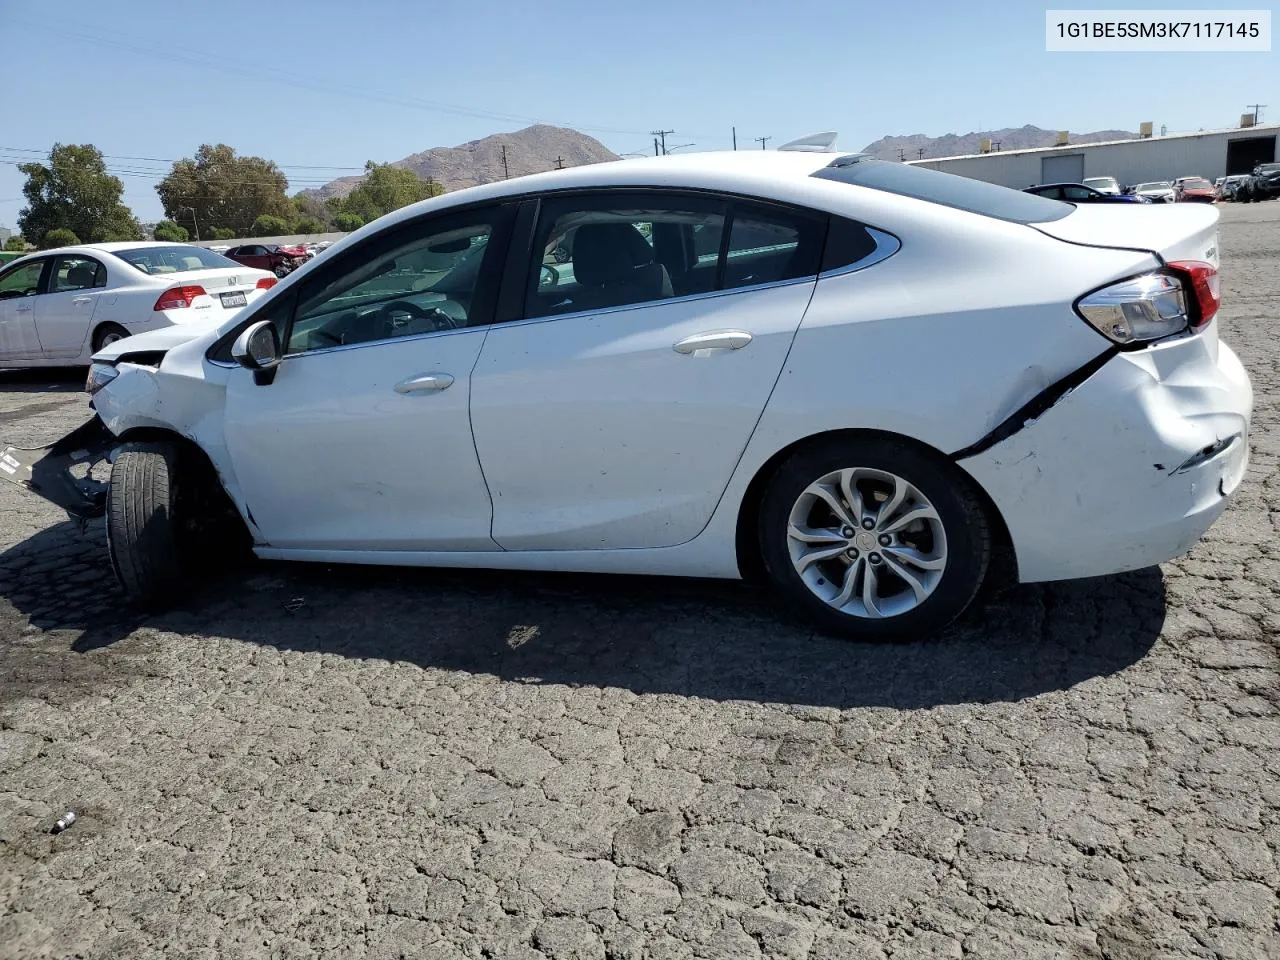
top-left (1, 203), bottom-right (1279, 960)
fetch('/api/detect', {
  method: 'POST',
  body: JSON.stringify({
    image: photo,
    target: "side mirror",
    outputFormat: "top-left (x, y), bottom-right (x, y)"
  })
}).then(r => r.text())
top-left (231, 320), bottom-right (282, 385)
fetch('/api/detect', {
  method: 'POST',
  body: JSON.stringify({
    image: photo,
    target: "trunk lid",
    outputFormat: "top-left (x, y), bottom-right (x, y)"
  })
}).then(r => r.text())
top-left (1032, 203), bottom-right (1219, 267)
top-left (151, 266), bottom-right (275, 313)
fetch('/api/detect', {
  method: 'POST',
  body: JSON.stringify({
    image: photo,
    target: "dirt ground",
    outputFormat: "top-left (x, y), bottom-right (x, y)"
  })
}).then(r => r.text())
top-left (1, 203), bottom-right (1278, 960)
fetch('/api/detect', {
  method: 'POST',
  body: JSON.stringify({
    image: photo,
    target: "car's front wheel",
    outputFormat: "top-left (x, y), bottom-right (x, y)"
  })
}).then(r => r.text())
top-left (107, 442), bottom-right (185, 607)
top-left (758, 437), bottom-right (991, 641)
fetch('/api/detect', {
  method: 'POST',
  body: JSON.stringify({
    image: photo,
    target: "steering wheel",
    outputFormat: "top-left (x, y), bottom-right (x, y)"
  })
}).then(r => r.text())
top-left (377, 299), bottom-right (457, 334)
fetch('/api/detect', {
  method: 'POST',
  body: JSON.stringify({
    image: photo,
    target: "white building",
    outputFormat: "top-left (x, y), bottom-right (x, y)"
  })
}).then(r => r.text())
top-left (907, 122), bottom-right (1279, 189)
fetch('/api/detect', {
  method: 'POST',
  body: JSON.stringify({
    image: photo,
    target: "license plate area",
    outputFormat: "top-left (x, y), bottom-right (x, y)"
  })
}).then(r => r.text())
top-left (220, 292), bottom-right (247, 308)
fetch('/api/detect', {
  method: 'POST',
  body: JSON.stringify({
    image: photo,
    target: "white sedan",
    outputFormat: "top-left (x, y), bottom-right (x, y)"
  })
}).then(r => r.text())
top-left (0, 242), bottom-right (277, 366)
top-left (2, 143), bottom-right (1252, 641)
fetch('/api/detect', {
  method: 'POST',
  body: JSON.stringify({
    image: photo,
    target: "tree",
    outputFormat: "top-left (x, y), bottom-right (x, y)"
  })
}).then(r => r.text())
top-left (250, 214), bottom-right (290, 237)
top-left (17, 144), bottom-right (143, 244)
top-left (3, 236), bottom-right (26, 251)
top-left (209, 227), bottom-right (237, 241)
top-left (153, 219), bottom-right (188, 242)
top-left (292, 192), bottom-right (332, 229)
top-left (293, 216), bottom-right (325, 235)
top-left (156, 144), bottom-right (292, 238)
top-left (43, 228), bottom-right (81, 249)
top-left (329, 162), bottom-right (442, 224)
top-left (332, 212), bottom-right (364, 232)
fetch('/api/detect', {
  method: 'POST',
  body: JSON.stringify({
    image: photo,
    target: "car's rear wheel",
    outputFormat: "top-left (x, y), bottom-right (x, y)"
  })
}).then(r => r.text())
top-left (758, 437), bottom-right (991, 641)
top-left (92, 323), bottom-right (129, 353)
top-left (274, 265), bottom-right (289, 278)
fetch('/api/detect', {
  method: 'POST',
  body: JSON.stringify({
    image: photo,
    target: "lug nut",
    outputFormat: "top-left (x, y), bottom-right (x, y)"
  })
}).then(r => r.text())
top-left (861, 518), bottom-right (875, 530)
top-left (869, 552), bottom-right (882, 564)
top-left (846, 548), bottom-right (859, 559)
top-left (841, 527), bottom-right (855, 538)
top-left (878, 534), bottom-right (891, 546)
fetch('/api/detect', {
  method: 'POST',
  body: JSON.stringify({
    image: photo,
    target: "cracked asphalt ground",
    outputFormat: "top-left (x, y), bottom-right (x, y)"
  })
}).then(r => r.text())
top-left (2, 203), bottom-right (1279, 960)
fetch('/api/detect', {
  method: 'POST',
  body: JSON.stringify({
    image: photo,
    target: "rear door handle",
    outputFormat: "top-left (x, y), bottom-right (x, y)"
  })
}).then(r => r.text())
top-left (394, 373), bottom-right (454, 394)
top-left (673, 330), bottom-right (753, 354)
top-left (14, 304), bottom-right (32, 314)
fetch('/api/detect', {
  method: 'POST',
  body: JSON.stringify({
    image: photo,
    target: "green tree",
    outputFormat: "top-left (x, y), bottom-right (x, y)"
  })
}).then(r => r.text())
top-left (209, 227), bottom-right (237, 241)
top-left (42, 228), bottom-right (81, 249)
top-left (332, 212), bottom-right (364, 232)
top-left (3, 236), bottom-right (26, 251)
top-left (153, 219), bottom-right (189, 242)
top-left (156, 144), bottom-right (292, 238)
top-left (292, 192), bottom-right (332, 228)
top-left (250, 214), bottom-right (290, 237)
top-left (293, 216), bottom-right (325, 235)
top-left (329, 162), bottom-right (442, 224)
top-left (17, 144), bottom-right (143, 244)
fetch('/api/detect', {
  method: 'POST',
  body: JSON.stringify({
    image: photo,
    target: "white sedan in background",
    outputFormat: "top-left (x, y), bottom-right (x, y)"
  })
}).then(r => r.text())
top-left (0, 242), bottom-right (277, 366)
top-left (2, 146), bottom-right (1253, 641)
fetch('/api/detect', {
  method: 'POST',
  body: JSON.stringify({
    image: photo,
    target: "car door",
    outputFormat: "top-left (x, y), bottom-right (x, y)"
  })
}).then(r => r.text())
top-left (220, 204), bottom-right (512, 551)
top-left (470, 191), bottom-right (826, 551)
top-left (35, 254), bottom-right (108, 358)
top-left (0, 259), bottom-right (49, 361)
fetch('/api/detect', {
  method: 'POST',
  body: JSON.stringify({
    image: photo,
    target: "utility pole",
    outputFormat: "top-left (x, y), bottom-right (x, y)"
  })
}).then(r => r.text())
top-left (554, 156), bottom-right (566, 169)
top-left (993, 140), bottom-right (1002, 152)
top-left (917, 147), bottom-right (925, 159)
top-left (654, 137), bottom-right (660, 156)
top-left (651, 129), bottom-right (673, 155)
top-left (501, 145), bottom-right (510, 179)
top-left (185, 207), bottom-right (200, 242)
top-left (897, 148), bottom-right (906, 161)
top-left (732, 126), bottom-right (737, 150)
top-left (1246, 103), bottom-right (1266, 124)
top-left (755, 136), bottom-right (770, 150)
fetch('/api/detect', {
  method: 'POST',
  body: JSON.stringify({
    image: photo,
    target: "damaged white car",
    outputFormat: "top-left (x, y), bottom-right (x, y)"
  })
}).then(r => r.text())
top-left (1, 144), bottom-right (1252, 640)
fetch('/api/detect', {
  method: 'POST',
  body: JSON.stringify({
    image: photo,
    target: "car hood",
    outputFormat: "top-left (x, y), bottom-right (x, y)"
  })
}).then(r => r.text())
top-left (93, 319), bottom-right (224, 362)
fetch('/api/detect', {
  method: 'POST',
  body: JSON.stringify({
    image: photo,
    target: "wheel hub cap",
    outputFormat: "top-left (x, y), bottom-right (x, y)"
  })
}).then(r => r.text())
top-left (785, 466), bottom-right (949, 620)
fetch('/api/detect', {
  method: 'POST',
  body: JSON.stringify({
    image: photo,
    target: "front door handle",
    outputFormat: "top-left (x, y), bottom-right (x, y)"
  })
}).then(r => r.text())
top-left (395, 373), bottom-right (454, 394)
top-left (14, 304), bottom-right (32, 314)
top-left (672, 330), bottom-right (753, 354)
top-left (72, 296), bottom-right (93, 304)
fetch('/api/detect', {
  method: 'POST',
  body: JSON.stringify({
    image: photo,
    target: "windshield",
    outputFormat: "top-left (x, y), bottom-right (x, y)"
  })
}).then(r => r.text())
top-left (1256, 163), bottom-right (1280, 174)
top-left (812, 154), bottom-right (1071, 223)
top-left (113, 245), bottom-right (240, 275)
top-left (1182, 178), bottom-right (1212, 189)
top-left (1083, 178), bottom-right (1117, 188)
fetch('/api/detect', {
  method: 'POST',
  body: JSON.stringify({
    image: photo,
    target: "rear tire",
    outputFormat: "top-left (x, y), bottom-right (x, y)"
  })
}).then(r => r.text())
top-left (92, 323), bottom-right (129, 353)
top-left (107, 442), bottom-right (185, 608)
top-left (757, 437), bottom-right (991, 641)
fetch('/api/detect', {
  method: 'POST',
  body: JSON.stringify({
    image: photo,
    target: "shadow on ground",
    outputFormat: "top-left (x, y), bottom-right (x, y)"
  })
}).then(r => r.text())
top-left (0, 519), bottom-right (1167, 710)
top-left (0, 368), bottom-right (87, 394)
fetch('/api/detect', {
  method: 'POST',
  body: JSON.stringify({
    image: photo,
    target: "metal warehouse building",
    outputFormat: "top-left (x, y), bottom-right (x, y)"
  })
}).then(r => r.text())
top-left (907, 122), bottom-right (1279, 189)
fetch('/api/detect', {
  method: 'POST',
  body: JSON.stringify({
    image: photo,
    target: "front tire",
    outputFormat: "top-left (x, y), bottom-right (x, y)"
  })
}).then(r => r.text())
top-left (107, 442), bottom-right (185, 607)
top-left (758, 437), bottom-right (991, 641)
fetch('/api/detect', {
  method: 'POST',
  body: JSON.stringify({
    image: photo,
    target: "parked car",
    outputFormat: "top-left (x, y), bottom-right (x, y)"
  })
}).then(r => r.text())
top-left (224, 243), bottom-right (306, 277)
top-left (1238, 162), bottom-right (1280, 202)
top-left (1082, 176), bottom-right (1121, 195)
top-left (1022, 183), bottom-right (1148, 203)
top-left (1130, 181), bottom-right (1176, 203)
top-left (1, 149), bottom-right (1251, 641)
top-left (0, 242), bottom-right (276, 366)
top-left (1173, 177), bottom-right (1216, 203)
top-left (1217, 175), bottom-right (1251, 200)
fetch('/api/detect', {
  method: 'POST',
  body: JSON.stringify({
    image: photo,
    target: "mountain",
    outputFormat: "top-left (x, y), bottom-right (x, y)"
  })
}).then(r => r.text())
top-left (859, 124), bottom-right (1140, 161)
top-left (302, 124), bottom-right (620, 200)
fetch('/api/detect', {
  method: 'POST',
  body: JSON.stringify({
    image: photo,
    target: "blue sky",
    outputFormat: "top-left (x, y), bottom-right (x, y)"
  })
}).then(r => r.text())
top-left (0, 0), bottom-right (1275, 225)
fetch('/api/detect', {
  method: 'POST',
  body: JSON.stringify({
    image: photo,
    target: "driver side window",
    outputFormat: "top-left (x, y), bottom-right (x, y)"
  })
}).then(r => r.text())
top-left (286, 215), bottom-right (495, 355)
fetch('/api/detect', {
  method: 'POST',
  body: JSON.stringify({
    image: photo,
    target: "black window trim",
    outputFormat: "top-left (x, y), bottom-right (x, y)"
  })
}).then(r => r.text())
top-left (207, 199), bottom-right (518, 366)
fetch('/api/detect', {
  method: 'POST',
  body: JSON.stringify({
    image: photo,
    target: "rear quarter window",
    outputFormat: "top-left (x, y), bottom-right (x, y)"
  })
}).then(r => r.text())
top-left (813, 155), bottom-right (1073, 224)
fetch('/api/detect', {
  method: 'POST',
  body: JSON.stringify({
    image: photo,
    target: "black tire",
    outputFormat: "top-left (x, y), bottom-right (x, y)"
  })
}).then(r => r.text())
top-left (757, 436), bottom-right (991, 641)
top-left (107, 442), bottom-right (186, 607)
top-left (92, 323), bottom-right (129, 353)
top-left (274, 265), bottom-right (289, 278)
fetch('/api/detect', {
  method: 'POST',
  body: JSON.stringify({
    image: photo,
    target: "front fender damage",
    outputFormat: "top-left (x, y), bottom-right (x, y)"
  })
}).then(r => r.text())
top-left (0, 416), bottom-right (117, 520)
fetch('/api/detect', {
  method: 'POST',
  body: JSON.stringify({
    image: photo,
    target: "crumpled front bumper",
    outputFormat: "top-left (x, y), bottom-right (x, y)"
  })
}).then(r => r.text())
top-left (0, 416), bottom-right (117, 520)
top-left (958, 330), bottom-right (1252, 584)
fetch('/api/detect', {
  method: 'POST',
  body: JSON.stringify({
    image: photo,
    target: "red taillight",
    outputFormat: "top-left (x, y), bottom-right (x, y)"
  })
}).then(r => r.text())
top-left (153, 285), bottom-right (207, 311)
top-left (256, 277), bottom-right (278, 290)
top-left (1166, 260), bottom-right (1219, 329)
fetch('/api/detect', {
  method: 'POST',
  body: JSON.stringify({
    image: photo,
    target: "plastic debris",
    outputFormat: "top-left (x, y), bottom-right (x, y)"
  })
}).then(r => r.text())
top-left (51, 811), bottom-right (76, 834)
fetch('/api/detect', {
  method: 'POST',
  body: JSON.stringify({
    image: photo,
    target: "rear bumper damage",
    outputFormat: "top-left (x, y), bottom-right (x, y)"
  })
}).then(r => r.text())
top-left (0, 416), bottom-right (116, 520)
top-left (958, 330), bottom-right (1252, 583)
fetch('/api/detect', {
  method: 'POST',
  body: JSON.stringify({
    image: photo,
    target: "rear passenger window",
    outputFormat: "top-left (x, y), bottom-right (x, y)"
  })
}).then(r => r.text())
top-left (721, 205), bottom-right (825, 290)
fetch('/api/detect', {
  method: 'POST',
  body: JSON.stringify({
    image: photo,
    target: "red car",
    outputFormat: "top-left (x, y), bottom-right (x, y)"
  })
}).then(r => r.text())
top-left (224, 243), bottom-right (307, 277)
top-left (1173, 176), bottom-right (1216, 203)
